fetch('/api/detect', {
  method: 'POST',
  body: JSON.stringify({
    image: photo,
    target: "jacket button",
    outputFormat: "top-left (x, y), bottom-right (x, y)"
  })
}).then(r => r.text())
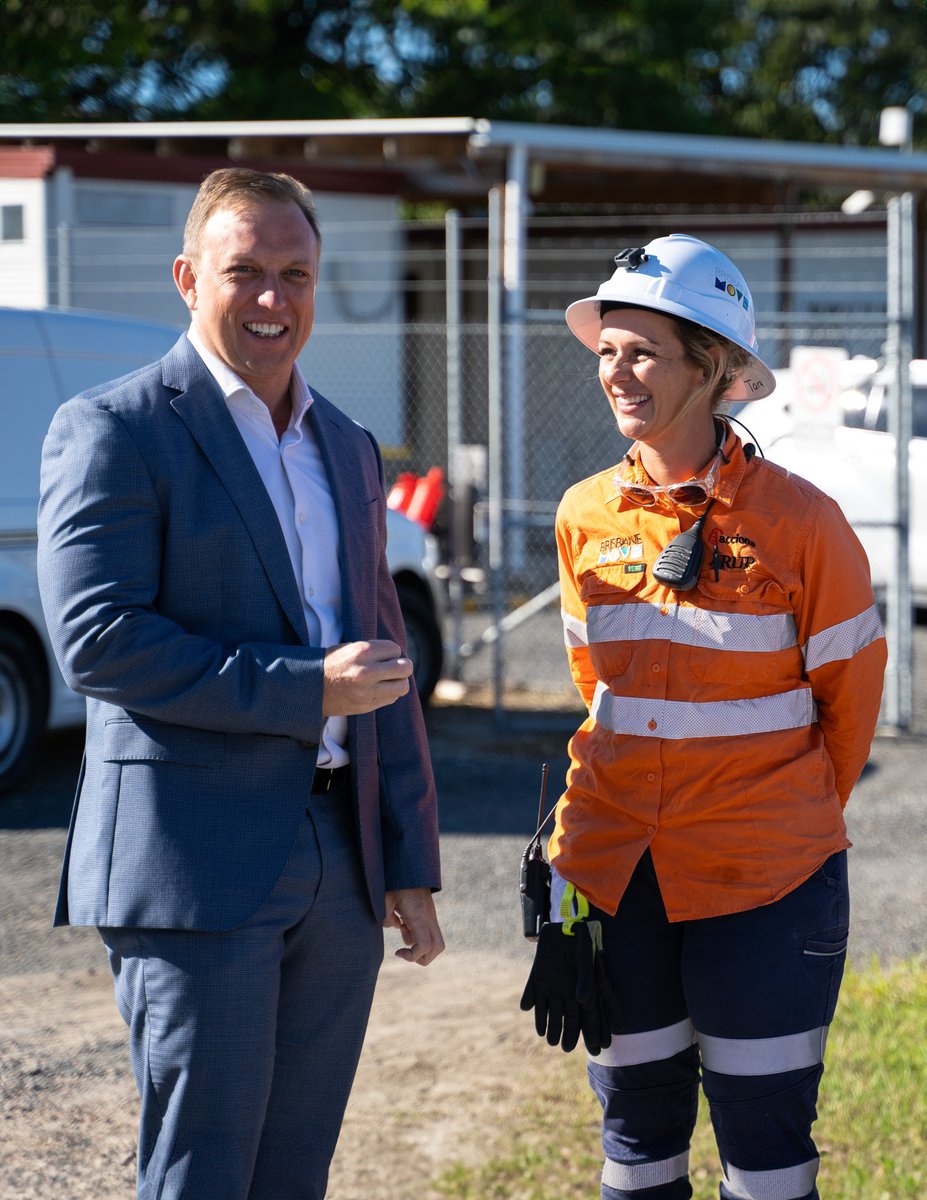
top-left (647, 719), bottom-right (657, 731)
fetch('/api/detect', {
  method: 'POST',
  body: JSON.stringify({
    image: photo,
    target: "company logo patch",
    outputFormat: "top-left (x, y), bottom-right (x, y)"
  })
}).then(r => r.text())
top-left (598, 534), bottom-right (643, 565)
top-left (707, 527), bottom-right (759, 573)
top-left (708, 527), bottom-right (756, 548)
top-left (714, 273), bottom-right (750, 312)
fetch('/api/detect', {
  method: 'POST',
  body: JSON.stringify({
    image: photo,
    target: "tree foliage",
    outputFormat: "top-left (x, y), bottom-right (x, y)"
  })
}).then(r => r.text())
top-left (0, 0), bottom-right (924, 145)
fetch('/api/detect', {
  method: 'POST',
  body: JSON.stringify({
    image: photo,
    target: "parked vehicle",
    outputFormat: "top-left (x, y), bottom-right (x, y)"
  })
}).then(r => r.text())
top-left (0, 307), bottom-right (443, 792)
top-left (733, 355), bottom-right (927, 608)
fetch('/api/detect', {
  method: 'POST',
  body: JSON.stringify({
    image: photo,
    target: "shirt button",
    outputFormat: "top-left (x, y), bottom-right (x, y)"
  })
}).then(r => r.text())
top-left (738, 584), bottom-right (748, 594)
top-left (647, 772), bottom-right (655, 783)
top-left (646, 825), bottom-right (656, 835)
top-left (647, 719), bottom-right (657, 731)
top-left (651, 663), bottom-right (660, 674)
top-left (308, 586), bottom-right (315, 596)
top-left (660, 606), bottom-right (669, 616)
top-left (298, 512), bottom-right (305, 524)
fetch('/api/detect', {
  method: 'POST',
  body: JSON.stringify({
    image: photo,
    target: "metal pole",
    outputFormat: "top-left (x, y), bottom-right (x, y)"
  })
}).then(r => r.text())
top-left (503, 142), bottom-right (529, 575)
top-left (487, 188), bottom-right (505, 720)
top-left (56, 221), bottom-right (71, 308)
top-left (883, 192), bottom-right (915, 731)
top-left (445, 208), bottom-right (464, 679)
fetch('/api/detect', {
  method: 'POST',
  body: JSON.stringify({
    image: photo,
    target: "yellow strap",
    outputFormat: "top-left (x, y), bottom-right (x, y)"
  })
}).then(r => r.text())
top-left (560, 882), bottom-right (590, 935)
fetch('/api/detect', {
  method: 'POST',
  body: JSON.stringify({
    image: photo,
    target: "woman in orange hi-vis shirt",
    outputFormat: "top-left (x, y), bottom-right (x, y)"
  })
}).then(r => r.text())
top-left (519, 235), bottom-right (886, 1200)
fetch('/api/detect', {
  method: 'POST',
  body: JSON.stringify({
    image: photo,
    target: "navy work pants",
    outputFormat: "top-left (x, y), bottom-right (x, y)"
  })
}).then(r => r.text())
top-left (584, 850), bottom-right (849, 1200)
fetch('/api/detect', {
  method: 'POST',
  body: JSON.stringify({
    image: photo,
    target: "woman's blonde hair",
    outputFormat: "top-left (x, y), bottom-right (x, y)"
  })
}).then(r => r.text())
top-left (673, 317), bottom-right (753, 412)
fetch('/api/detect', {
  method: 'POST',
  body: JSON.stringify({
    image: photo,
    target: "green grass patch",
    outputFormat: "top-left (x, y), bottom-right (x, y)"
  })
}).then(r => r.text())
top-left (433, 958), bottom-right (927, 1199)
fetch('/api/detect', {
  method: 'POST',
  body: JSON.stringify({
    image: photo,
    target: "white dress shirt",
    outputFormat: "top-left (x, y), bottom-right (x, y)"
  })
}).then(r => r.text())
top-left (187, 328), bottom-right (347, 767)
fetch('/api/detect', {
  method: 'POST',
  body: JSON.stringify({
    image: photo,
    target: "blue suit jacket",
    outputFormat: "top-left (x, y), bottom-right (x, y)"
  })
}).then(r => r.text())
top-left (37, 334), bottom-right (440, 931)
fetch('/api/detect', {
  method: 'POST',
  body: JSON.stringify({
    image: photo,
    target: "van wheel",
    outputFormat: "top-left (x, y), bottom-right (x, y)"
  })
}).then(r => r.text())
top-left (396, 584), bottom-right (443, 707)
top-left (0, 627), bottom-right (48, 794)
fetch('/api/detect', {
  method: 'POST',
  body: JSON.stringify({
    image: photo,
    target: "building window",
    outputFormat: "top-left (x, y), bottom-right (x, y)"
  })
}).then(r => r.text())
top-left (1, 205), bottom-right (24, 241)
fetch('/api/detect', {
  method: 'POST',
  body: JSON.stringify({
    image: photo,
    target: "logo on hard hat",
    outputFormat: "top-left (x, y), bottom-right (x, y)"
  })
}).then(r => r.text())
top-left (714, 273), bottom-right (750, 312)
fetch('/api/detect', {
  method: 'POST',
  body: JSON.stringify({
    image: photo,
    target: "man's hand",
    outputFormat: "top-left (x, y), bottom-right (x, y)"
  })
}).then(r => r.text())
top-left (383, 888), bottom-right (445, 966)
top-left (323, 640), bottom-right (413, 716)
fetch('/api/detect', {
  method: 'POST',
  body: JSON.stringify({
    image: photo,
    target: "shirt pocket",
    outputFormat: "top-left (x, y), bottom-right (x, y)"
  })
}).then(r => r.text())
top-left (687, 564), bottom-right (799, 685)
top-left (579, 566), bottom-right (648, 679)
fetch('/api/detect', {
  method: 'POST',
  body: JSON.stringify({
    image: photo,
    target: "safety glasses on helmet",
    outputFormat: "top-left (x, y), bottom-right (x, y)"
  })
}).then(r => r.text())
top-left (614, 448), bottom-right (722, 507)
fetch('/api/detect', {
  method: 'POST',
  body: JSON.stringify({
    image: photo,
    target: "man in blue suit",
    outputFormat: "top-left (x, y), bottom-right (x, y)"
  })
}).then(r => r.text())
top-left (37, 167), bottom-right (444, 1200)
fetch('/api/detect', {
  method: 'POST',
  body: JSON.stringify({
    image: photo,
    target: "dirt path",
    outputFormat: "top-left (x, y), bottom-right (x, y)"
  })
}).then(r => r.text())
top-left (0, 951), bottom-right (556, 1200)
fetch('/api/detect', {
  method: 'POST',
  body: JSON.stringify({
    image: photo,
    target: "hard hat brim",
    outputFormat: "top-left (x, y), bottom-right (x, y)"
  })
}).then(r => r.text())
top-left (565, 294), bottom-right (777, 402)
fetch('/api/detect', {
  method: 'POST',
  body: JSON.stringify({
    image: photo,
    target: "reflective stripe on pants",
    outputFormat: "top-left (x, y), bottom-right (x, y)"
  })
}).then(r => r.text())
top-left (582, 849), bottom-right (848, 1200)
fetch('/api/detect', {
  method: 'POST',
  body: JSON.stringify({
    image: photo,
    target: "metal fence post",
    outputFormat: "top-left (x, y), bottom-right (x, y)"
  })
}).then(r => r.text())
top-left (883, 191), bottom-right (916, 731)
top-left (504, 142), bottom-right (528, 576)
top-left (445, 208), bottom-right (464, 678)
top-left (487, 188), bottom-right (505, 720)
top-left (56, 222), bottom-right (71, 308)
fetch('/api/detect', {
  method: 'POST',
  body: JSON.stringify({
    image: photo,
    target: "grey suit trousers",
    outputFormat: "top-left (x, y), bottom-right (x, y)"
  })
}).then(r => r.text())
top-left (100, 786), bottom-right (383, 1200)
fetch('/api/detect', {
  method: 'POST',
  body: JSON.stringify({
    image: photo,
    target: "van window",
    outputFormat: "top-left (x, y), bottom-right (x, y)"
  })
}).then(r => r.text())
top-left (871, 385), bottom-right (927, 437)
top-left (914, 387), bottom-right (927, 439)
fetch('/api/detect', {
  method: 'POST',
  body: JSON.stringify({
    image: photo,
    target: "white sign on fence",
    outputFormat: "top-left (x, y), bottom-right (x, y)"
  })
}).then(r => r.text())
top-left (789, 346), bottom-right (848, 433)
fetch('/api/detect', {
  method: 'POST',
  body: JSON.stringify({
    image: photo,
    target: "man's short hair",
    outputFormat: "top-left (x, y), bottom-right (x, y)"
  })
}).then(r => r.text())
top-left (183, 167), bottom-right (321, 261)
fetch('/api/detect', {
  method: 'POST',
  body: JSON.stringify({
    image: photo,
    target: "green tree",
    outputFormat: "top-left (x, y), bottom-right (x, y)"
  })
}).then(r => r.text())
top-left (0, 1), bottom-right (220, 120)
top-left (707, 0), bottom-right (927, 144)
top-left (0, 0), bottom-right (924, 146)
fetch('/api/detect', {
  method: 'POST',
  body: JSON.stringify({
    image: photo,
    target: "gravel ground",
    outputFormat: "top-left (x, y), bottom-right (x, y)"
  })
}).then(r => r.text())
top-left (1, 619), bottom-right (925, 1198)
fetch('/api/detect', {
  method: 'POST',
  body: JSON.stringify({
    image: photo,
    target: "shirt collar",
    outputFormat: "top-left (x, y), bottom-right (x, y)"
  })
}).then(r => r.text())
top-left (607, 420), bottom-right (749, 510)
top-left (186, 326), bottom-right (314, 431)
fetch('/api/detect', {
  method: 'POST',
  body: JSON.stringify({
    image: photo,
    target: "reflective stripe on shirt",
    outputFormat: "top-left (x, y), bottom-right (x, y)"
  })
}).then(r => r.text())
top-left (575, 600), bottom-right (799, 654)
top-left (803, 602), bottom-right (884, 671)
top-left (591, 680), bottom-right (817, 740)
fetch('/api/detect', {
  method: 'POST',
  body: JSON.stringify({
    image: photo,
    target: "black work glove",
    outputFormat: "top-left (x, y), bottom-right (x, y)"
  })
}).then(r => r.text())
top-left (519, 919), bottom-right (620, 1055)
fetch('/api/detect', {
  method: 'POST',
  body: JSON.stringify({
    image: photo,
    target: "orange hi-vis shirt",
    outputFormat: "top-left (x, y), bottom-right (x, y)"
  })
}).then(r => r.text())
top-left (551, 426), bottom-right (887, 922)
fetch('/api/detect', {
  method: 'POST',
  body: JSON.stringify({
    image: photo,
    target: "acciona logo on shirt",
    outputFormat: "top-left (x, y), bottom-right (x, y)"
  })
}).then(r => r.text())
top-left (708, 527), bottom-right (758, 571)
top-left (708, 527), bottom-right (756, 548)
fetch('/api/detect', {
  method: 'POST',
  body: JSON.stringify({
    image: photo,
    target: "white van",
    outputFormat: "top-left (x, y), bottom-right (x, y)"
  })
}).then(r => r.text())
top-left (0, 307), bottom-right (443, 792)
top-left (734, 357), bottom-right (927, 608)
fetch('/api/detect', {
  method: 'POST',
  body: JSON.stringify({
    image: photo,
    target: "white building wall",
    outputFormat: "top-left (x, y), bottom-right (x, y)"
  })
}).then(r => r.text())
top-left (300, 193), bottom-right (406, 447)
top-left (36, 177), bottom-right (408, 448)
top-left (0, 178), bottom-right (48, 308)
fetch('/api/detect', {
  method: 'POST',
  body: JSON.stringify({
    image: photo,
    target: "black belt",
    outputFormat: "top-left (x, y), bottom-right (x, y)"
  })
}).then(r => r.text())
top-left (312, 765), bottom-right (350, 794)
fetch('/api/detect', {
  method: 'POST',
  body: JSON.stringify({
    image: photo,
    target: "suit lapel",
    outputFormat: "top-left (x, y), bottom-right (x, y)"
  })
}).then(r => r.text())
top-left (308, 396), bottom-right (375, 643)
top-left (163, 338), bottom-right (310, 644)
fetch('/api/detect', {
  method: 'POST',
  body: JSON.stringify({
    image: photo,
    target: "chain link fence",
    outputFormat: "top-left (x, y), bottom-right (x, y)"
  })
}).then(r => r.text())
top-left (39, 205), bottom-right (907, 717)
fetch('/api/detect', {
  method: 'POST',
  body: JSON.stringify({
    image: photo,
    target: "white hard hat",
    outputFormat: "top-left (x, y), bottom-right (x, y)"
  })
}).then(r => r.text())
top-left (565, 233), bottom-right (776, 402)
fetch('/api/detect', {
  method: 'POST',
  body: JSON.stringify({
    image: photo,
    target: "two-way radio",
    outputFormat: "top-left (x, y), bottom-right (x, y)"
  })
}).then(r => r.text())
top-left (519, 763), bottom-right (558, 940)
top-left (652, 498), bottom-right (716, 591)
